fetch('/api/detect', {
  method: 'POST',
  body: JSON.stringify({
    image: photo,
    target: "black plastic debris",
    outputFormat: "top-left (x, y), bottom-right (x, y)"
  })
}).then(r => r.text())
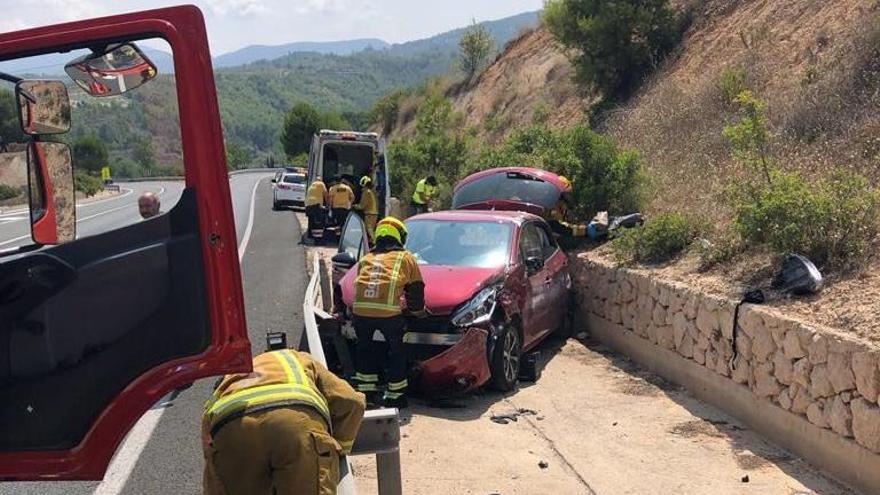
top-left (773, 254), bottom-right (823, 295)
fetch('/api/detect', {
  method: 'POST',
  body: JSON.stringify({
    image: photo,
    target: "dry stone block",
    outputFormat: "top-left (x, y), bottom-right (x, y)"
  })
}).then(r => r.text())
top-left (783, 330), bottom-right (807, 360)
top-left (852, 398), bottom-right (880, 453)
top-left (695, 304), bottom-right (719, 336)
top-left (619, 278), bottom-right (635, 303)
top-left (852, 352), bottom-right (880, 403)
top-left (828, 396), bottom-right (854, 437)
top-left (809, 334), bottom-right (829, 365)
top-left (718, 305), bottom-right (734, 340)
top-left (694, 349), bottom-right (706, 365)
top-left (656, 325), bottom-right (675, 351)
top-left (735, 334), bottom-right (753, 361)
top-left (791, 384), bottom-right (812, 415)
top-left (827, 352), bottom-right (856, 394)
top-left (606, 301), bottom-right (623, 325)
top-left (810, 364), bottom-right (835, 399)
top-left (778, 388), bottom-right (793, 411)
top-left (657, 284), bottom-right (670, 307)
top-left (737, 308), bottom-right (763, 338)
top-left (673, 312), bottom-right (688, 347)
top-left (705, 348), bottom-right (718, 372)
top-left (807, 401), bottom-right (829, 429)
top-left (652, 304), bottom-right (667, 326)
top-left (773, 351), bottom-right (794, 386)
top-left (683, 292), bottom-right (698, 320)
top-left (731, 356), bottom-right (750, 384)
top-left (792, 358), bottom-right (812, 389)
top-left (715, 354), bottom-right (730, 377)
top-left (678, 335), bottom-right (695, 359)
top-left (751, 325), bottom-right (777, 363)
top-left (695, 332), bottom-right (710, 352)
top-left (754, 362), bottom-right (781, 398)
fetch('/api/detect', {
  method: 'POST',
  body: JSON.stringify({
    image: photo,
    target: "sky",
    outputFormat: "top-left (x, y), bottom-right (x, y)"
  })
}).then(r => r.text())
top-left (0, 0), bottom-right (545, 55)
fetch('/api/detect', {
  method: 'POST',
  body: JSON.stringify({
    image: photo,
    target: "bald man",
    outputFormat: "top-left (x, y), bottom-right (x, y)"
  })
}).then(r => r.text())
top-left (138, 192), bottom-right (161, 219)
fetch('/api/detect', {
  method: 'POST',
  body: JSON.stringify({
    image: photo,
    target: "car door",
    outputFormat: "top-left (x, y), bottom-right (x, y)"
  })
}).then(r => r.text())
top-left (534, 223), bottom-right (567, 333)
top-left (333, 212), bottom-right (369, 286)
top-left (0, 7), bottom-right (250, 480)
top-left (517, 222), bottom-right (552, 348)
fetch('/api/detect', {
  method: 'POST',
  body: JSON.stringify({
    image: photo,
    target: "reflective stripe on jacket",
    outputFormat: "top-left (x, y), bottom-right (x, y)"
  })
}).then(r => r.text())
top-left (411, 179), bottom-right (436, 205)
top-left (203, 350), bottom-right (365, 454)
top-left (353, 249), bottom-right (424, 318)
top-left (305, 181), bottom-right (327, 207)
top-left (329, 183), bottom-right (355, 209)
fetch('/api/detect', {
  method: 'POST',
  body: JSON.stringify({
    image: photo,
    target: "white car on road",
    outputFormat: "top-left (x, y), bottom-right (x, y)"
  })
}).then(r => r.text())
top-left (272, 172), bottom-right (307, 209)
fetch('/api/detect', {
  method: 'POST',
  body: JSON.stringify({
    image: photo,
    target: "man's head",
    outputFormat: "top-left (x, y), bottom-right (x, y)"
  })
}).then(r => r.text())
top-left (314, 175), bottom-right (323, 184)
top-left (426, 176), bottom-right (437, 187)
top-left (138, 192), bottom-right (161, 219)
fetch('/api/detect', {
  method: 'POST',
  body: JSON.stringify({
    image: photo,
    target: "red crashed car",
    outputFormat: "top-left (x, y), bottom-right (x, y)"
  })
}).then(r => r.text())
top-left (331, 203), bottom-right (572, 395)
top-left (452, 167), bottom-right (569, 217)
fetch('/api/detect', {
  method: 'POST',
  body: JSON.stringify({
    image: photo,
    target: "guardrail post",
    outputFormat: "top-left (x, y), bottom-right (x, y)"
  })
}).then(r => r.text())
top-left (376, 451), bottom-right (402, 495)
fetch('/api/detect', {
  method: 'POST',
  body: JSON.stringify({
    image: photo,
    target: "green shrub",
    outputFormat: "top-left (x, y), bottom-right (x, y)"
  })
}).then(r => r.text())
top-left (732, 170), bottom-right (880, 271)
top-left (611, 213), bottom-right (699, 264)
top-left (696, 229), bottom-right (746, 271)
top-left (0, 183), bottom-right (19, 201)
top-left (543, 0), bottom-right (680, 97)
top-left (718, 68), bottom-right (748, 103)
top-left (74, 171), bottom-right (103, 197)
top-left (723, 90), bottom-right (773, 184)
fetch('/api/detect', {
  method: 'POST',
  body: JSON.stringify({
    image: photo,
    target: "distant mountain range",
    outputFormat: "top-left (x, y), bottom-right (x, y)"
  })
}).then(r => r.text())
top-left (213, 39), bottom-right (390, 68)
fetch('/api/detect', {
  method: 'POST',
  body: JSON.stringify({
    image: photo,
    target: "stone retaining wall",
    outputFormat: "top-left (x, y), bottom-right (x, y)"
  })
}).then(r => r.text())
top-left (571, 253), bottom-right (880, 464)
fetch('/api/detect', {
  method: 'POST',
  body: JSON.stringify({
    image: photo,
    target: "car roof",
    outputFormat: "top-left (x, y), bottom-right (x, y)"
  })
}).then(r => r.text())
top-left (453, 167), bottom-right (568, 193)
top-left (407, 209), bottom-right (544, 225)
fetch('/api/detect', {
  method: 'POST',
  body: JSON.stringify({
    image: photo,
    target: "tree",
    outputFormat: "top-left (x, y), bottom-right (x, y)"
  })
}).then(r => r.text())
top-left (459, 20), bottom-right (494, 80)
top-left (132, 139), bottom-right (156, 169)
top-left (225, 141), bottom-right (253, 171)
top-left (281, 102), bottom-right (322, 158)
top-left (371, 89), bottom-right (407, 135)
top-left (0, 89), bottom-right (23, 146)
top-left (723, 90), bottom-right (773, 184)
top-left (72, 135), bottom-right (108, 175)
top-left (320, 111), bottom-right (350, 132)
top-left (544, 0), bottom-right (679, 97)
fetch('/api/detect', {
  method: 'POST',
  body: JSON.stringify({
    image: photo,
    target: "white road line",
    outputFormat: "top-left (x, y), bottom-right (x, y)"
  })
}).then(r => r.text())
top-left (238, 180), bottom-right (260, 261)
top-left (0, 188), bottom-right (134, 219)
top-left (90, 178), bottom-right (262, 495)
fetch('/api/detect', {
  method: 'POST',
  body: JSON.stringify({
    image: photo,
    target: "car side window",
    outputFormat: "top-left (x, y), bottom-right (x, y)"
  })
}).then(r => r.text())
top-left (536, 225), bottom-right (558, 260)
top-left (519, 223), bottom-right (543, 261)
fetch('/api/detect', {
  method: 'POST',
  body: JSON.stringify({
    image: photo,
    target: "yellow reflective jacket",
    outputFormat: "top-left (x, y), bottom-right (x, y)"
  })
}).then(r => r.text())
top-left (203, 350), bottom-right (365, 455)
top-left (329, 183), bottom-right (355, 209)
top-left (411, 179), bottom-right (436, 205)
top-left (353, 248), bottom-right (425, 318)
top-left (356, 188), bottom-right (378, 215)
top-left (305, 180), bottom-right (327, 207)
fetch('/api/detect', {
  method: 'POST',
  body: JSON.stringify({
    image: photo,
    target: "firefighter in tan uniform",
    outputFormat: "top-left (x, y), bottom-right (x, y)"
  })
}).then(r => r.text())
top-left (202, 349), bottom-right (365, 495)
top-left (328, 178), bottom-right (355, 227)
top-left (305, 176), bottom-right (329, 240)
top-left (352, 217), bottom-right (425, 408)
top-left (548, 176), bottom-right (587, 237)
top-left (354, 176), bottom-right (379, 242)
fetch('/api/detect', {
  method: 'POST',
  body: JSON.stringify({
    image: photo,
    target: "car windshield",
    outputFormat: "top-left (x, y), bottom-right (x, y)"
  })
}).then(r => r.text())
top-left (283, 174), bottom-right (305, 184)
top-left (453, 171), bottom-right (560, 211)
top-left (405, 219), bottom-right (513, 268)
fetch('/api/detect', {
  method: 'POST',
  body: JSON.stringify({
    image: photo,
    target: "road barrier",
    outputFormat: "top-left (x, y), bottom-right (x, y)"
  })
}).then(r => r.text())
top-left (303, 255), bottom-right (403, 495)
top-left (111, 167), bottom-right (279, 183)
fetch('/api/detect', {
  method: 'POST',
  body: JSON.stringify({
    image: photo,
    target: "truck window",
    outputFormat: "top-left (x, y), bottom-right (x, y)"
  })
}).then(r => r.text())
top-left (0, 38), bottom-right (183, 250)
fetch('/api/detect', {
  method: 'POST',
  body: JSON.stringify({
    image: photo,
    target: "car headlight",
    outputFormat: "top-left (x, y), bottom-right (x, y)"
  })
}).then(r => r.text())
top-left (451, 286), bottom-right (498, 328)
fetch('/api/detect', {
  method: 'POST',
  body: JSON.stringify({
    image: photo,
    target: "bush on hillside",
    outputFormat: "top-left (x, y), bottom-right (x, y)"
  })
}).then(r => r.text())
top-left (459, 20), bottom-right (495, 80)
top-left (72, 135), bottom-right (109, 175)
top-left (610, 212), bottom-right (699, 264)
top-left (543, 0), bottom-right (680, 97)
top-left (732, 170), bottom-right (880, 271)
top-left (371, 89), bottom-right (408, 135)
top-left (723, 90), bottom-right (773, 184)
top-left (74, 171), bottom-right (103, 197)
top-left (0, 183), bottom-right (19, 201)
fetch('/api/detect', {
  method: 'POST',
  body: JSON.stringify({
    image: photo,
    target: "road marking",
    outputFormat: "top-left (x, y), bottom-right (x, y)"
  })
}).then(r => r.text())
top-left (0, 188), bottom-right (134, 219)
top-left (238, 180), bottom-right (260, 261)
top-left (90, 178), bottom-right (262, 495)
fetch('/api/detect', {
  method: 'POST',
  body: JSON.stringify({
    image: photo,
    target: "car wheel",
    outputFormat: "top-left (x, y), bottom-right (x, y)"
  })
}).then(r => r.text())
top-left (272, 197), bottom-right (280, 210)
top-left (490, 324), bottom-right (521, 392)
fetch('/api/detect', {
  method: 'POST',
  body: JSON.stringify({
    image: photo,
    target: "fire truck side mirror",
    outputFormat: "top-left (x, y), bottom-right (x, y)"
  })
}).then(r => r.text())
top-left (27, 141), bottom-right (76, 245)
top-left (65, 43), bottom-right (158, 97)
top-left (15, 80), bottom-right (71, 136)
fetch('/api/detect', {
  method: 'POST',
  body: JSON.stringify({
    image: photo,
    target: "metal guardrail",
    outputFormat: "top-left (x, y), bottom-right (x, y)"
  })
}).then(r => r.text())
top-left (303, 255), bottom-right (403, 495)
top-left (110, 167), bottom-right (278, 183)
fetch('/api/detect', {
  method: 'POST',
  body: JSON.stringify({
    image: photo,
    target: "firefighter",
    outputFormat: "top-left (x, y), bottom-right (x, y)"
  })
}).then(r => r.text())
top-left (305, 176), bottom-right (328, 240)
top-left (351, 217), bottom-right (425, 408)
top-left (548, 176), bottom-right (588, 238)
top-left (409, 175), bottom-right (437, 216)
top-left (202, 349), bottom-right (365, 495)
top-left (138, 191), bottom-right (161, 219)
top-left (328, 177), bottom-right (355, 227)
top-left (354, 175), bottom-right (378, 242)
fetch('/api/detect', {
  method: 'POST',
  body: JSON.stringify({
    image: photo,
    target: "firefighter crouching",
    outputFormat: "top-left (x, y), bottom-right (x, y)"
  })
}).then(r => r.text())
top-left (409, 175), bottom-right (437, 216)
top-left (202, 349), bottom-right (365, 495)
top-left (352, 217), bottom-right (425, 409)
top-left (354, 176), bottom-right (378, 242)
top-left (328, 178), bottom-right (355, 228)
top-left (548, 176), bottom-right (588, 238)
top-left (305, 176), bottom-right (328, 241)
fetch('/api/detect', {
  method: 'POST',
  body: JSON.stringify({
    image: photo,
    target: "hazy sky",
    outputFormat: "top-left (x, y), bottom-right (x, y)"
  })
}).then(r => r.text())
top-left (1, 0), bottom-right (545, 55)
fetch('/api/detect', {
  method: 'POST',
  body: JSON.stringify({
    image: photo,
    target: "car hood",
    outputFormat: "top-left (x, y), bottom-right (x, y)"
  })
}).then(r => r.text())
top-left (341, 264), bottom-right (505, 316)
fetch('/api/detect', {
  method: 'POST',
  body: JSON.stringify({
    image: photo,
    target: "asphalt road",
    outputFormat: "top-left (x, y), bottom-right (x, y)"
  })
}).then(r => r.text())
top-left (1, 173), bottom-right (309, 494)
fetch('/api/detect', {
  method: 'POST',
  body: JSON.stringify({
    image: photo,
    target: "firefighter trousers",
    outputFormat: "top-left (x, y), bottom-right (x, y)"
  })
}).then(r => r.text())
top-left (305, 205), bottom-right (325, 237)
top-left (203, 406), bottom-right (340, 495)
top-left (331, 208), bottom-right (350, 227)
top-left (352, 315), bottom-right (408, 400)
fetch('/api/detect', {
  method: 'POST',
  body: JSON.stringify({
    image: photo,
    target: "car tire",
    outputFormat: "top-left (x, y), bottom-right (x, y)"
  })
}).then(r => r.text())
top-left (489, 324), bottom-right (521, 392)
top-left (557, 290), bottom-right (575, 339)
top-left (272, 197), bottom-right (280, 210)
